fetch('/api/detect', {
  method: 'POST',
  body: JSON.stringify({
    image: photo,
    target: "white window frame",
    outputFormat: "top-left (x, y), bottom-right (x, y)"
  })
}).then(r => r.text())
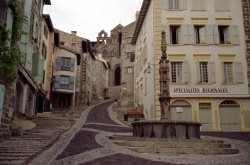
top-left (171, 62), bottom-right (183, 83)
top-left (223, 62), bottom-right (233, 83)
top-left (199, 62), bottom-right (208, 83)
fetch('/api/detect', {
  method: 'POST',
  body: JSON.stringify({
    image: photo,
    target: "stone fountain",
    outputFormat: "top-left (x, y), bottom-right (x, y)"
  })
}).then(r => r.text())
top-left (132, 31), bottom-right (201, 139)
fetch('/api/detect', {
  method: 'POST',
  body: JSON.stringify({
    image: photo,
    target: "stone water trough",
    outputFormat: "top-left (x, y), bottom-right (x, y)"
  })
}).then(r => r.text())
top-left (132, 120), bottom-right (201, 139)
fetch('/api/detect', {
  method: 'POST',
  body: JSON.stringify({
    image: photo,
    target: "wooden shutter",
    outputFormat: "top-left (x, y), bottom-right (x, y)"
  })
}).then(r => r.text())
top-left (215, 0), bottom-right (228, 10)
top-left (200, 26), bottom-right (206, 44)
top-left (192, 0), bottom-right (204, 10)
top-left (231, 26), bottom-right (240, 45)
top-left (56, 57), bottom-right (61, 71)
top-left (181, 0), bottom-right (187, 10)
top-left (209, 61), bottom-right (216, 83)
top-left (221, 61), bottom-right (226, 83)
top-left (162, 0), bottom-right (167, 10)
top-left (182, 25), bottom-right (189, 44)
top-left (182, 60), bottom-right (189, 83)
top-left (165, 25), bottom-right (170, 44)
top-left (54, 75), bottom-right (60, 89)
top-left (213, 25), bottom-right (219, 44)
top-left (224, 27), bottom-right (230, 43)
top-left (207, 25), bottom-right (214, 44)
top-left (188, 25), bottom-right (195, 44)
top-left (196, 61), bottom-right (201, 83)
top-left (177, 26), bottom-right (181, 44)
top-left (70, 58), bottom-right (75, 72)
top-left (235, 62), bottom-right (244, 84)
top-left (168, 0), bottom-right (174, 9)
top-left (69, 76), bottom-right (74, 90)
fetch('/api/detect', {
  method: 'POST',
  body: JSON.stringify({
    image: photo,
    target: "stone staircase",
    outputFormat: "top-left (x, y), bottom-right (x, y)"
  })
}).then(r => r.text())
top-left (0, 117), bottom-right (73, 165)
top-left (109, 135), bottom-right (239, 155)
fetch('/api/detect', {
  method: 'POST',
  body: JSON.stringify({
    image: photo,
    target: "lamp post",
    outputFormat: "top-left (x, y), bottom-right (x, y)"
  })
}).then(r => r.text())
top-left (159, 31), bottom-right (171, 120)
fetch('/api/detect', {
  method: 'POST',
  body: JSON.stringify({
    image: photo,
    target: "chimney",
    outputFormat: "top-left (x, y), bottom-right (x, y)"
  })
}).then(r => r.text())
top-left (71, 31), bottom-right (77, 36)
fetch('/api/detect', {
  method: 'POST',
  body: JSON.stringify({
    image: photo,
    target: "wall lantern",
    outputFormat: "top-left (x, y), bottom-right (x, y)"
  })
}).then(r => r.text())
top-left (147, 63), bottom-right (154, 74)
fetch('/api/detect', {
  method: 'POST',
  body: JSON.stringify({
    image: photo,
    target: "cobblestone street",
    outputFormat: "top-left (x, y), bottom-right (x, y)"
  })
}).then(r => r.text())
top-left (27, 100), bottom-right (250, 165)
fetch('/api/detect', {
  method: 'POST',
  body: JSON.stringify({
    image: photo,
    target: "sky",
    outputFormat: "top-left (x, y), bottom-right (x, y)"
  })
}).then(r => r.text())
top-left (44, 0), bottom-right (143, 41)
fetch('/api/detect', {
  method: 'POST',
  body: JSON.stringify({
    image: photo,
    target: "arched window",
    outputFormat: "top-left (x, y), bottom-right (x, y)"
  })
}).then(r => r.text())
top-left (220, 100), bottom-right (239, 107)
top-left (114, 66), bottom-right (121, 86)
top-left (103, 49), bottom-right (108, 56)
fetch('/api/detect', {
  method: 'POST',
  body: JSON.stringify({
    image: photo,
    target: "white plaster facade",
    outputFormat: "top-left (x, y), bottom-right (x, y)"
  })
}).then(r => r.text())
top-left (133, 0), bottom-right (250, 131)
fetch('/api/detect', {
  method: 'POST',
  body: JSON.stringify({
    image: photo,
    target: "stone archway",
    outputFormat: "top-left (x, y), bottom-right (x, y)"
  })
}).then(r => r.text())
top-left (114, 66), bottom-right (121, 86)
top-left (170, 100), bottom-right (192, 121)
top-left (219, 100), bottom-right (241, 131)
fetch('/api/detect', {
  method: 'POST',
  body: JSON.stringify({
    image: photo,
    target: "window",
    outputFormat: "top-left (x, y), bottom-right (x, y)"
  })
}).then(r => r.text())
top-left (126, 52), bottom-right (131, 59)
top-left (60, 76), bottom-right (70, 89)
top-left (192, 0), bottom-right (205, 10)
top-left (170, 25), bottom-right (181, 44)
top-left (215, 0), bottom-right (229, 11)
top-left (44, 25), bottom-right (48, 39)
top-left (61, 57), bottom-right (71, 71)
top-left (124, 67), bottom-right (133, 74)
top-left (218, 25), bottom-right (230, 44)
top-left (42, 42), bottom-right (47, 59)
top-left (171, 62), bottom-right (182, 83)
top-left (194, 25), bottom-right (206, 44)
top-left (169, 0), bottom-right (180, 10)
top-left (223, 62), bottom-right (233, 83)
top-left (103, 49), bottom-right (108, 56)
top-left (199, 62), bottom-right (208, 83)
top-left (71, 43), bottom-right (76, 50)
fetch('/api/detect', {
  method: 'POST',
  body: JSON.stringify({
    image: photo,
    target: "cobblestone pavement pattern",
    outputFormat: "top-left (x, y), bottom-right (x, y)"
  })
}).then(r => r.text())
top-left (28, 100), bottom-right (250, 165)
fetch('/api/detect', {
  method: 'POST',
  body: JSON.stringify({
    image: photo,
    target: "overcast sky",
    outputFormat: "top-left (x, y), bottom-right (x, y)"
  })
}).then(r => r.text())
top-left (44, 0), bottom-right (143, 41)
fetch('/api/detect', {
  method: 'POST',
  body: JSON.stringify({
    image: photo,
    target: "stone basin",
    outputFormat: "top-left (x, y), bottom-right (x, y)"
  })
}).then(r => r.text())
top-left (132, 120), bottom-right (201, 139)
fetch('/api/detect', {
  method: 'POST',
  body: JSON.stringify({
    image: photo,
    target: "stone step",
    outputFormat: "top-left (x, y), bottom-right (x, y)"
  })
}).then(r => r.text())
top-left (128, 147), bottom-right (239, 155)
top-left (0, 160), bottom-right (25, 165)
top-left (113, 140), bottom-right (231, 148)
top-left (110, 135), bottom-right (224, 143)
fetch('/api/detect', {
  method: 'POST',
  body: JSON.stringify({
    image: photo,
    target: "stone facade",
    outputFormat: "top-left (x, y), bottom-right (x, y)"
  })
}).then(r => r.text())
top-left (95, 25), bottom-right (123, 99)
top-left (121, 21), bottom-right (136, 107)
top-left (242, 0), bottom-right (250, 93)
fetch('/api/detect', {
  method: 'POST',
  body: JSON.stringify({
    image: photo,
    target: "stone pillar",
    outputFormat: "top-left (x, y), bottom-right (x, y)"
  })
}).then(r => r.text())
top-left (159, 31), bottom-right (171, 120)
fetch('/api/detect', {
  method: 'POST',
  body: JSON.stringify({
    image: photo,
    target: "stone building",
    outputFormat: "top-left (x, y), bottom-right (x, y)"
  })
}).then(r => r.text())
top-left (120, 21), bottom-right (137, 107)
top-left (94, 54), bottom-right (109, 100)
top-left (95, 25), bottom-right (124, 99)
top-left (0, 0), bottom-right (15, 140)
top-left (132, 0), bottom-right (250, 131)
top-left (55, 30), bottom-right (86, 106)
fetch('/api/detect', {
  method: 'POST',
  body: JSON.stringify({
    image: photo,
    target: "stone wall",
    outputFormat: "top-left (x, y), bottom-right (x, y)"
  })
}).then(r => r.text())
top-left (0, 81), bottom-right (15, 140)
top-left (242, 0), bottom-right (250, 93)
